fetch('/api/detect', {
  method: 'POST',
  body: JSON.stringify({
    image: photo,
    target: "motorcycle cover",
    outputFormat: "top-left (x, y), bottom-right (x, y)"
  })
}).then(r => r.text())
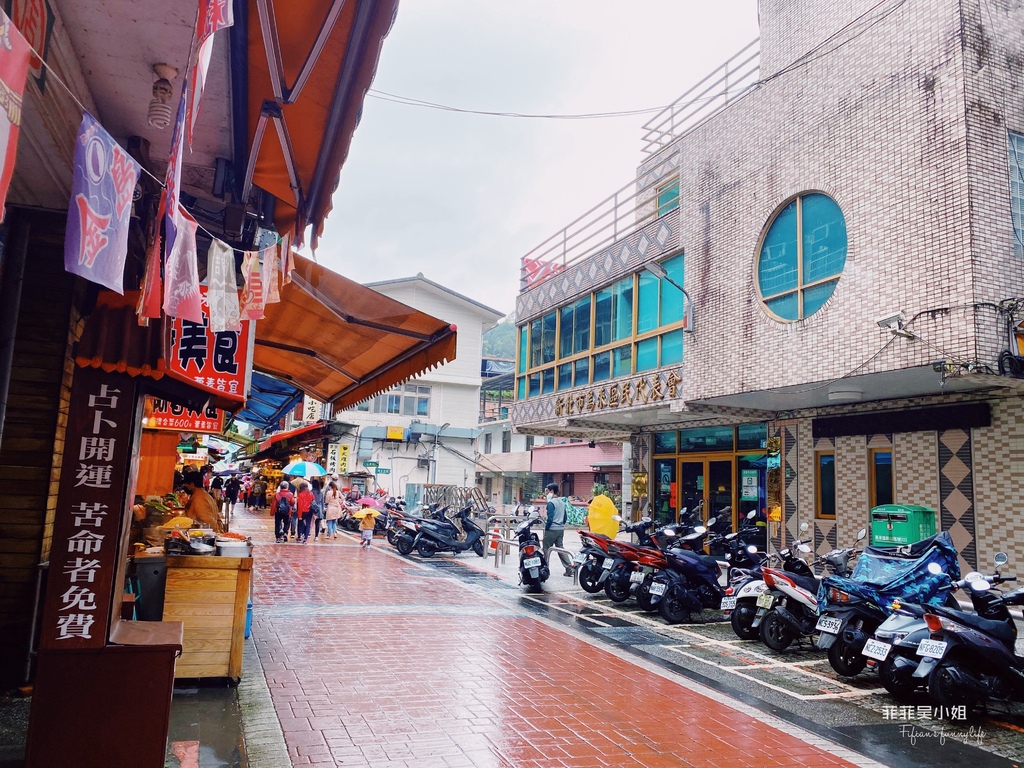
top-left (817, 531), bottom-right (961, 612)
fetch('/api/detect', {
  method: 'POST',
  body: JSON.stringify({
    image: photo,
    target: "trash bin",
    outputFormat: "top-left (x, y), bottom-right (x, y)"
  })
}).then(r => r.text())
top-left (869, 504), bottom-right (937, 546)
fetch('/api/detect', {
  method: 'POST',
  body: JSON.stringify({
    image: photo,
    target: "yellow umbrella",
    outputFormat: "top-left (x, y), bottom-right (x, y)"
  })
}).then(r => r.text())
top-left (352, 508), bottom-right (381, 519)
top-left (587, 495), bottom-right (620, 538)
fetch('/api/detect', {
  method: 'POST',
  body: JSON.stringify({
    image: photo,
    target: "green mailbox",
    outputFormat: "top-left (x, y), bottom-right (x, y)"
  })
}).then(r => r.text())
top-left (869, 504), bottom-right (937, 546)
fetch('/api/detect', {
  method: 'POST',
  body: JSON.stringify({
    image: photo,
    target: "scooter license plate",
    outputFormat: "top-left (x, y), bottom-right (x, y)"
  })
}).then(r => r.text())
top-left (649, 582), bottom-right (667, 596)
top-left (602, 558), bottom-right (615, 570)
top-left (629, 570), bottom-right (645, 584)
top-left (862, 639), bottom-right (891, 661)
top-left (815, 616), bottom-right (843, 634)
top-left (916, 639), bottom-right (947, 659)
top-left (756, 593), bottom-right (775, 609)
top-left (573, 552), bottom-right (587, 564)
top-left (720, 596), bottom-right (737, 611)
top-left (523, 557), bottom-right (542, 569)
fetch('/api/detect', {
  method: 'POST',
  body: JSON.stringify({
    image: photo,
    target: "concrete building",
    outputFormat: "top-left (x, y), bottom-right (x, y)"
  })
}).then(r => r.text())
top-left (510, 0), bottom-right (1024, 572)
top-left (337, 275), bottom-right (503, 499)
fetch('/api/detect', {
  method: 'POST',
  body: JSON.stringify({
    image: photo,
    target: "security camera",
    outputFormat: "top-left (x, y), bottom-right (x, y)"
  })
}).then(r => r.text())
top-left (876, 312), bottom-right (906, 331)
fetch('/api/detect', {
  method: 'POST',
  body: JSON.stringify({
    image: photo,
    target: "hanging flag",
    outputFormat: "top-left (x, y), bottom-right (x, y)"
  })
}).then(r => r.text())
top-left (187, 0), bottom-right (234, 147)
top-left (164, 84), bottom-right (187, 258)
top-left (63, 114), bottom-right (141, 293)
top-left (0, 13), bottom-right (32, 221)
top-left (207, 238), bottom-right (240, 332)
top-left (281, 232), bottom-right (295, 284)
top-left (137, 188), bottom-right (167, 324)
top-left (163, 208), bottom-right (204, 322)
top-left (238, 250), bottom-right (264, 320)
top-left (261, 244), bottom-right (280, 304)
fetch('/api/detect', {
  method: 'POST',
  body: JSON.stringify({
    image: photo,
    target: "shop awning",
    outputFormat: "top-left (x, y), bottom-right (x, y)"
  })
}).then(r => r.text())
top-left (254, 254), bottom-right (458, 408)
top-left (229, 372), bottom-right (304, 431)
top-left (243, 420), bottom-right (351, 460)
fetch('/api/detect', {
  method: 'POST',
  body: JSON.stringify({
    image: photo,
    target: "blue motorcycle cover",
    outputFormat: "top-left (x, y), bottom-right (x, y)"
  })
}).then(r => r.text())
top-left (817, 531), bottom-right (961, 612)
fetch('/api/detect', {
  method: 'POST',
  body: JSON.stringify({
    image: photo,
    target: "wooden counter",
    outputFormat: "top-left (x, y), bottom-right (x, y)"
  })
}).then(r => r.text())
top-left (163, 555), bottom-right (252, 679)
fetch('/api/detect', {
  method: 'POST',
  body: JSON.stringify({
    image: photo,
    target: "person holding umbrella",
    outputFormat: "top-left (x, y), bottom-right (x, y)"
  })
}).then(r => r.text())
top-left (295, 481), bottom-right (315, 543)
top-left (355, 504), bottom-right (381, 549)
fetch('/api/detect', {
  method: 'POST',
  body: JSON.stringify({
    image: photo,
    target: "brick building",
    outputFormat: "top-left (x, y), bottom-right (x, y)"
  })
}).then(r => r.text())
top-left (509, 0), bottom-right (1024, 572)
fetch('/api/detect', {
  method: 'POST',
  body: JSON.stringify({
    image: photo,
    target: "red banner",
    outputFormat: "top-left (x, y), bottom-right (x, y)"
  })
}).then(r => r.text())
top-left (164, 285), bottom-right (254, 406)
top-left (143, 396), bottom-right (225, 434)
top-left (0, 11), bottom-right (31, 219)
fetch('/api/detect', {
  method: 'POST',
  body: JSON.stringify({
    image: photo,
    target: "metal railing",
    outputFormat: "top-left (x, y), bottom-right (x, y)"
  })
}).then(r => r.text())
top-left (519, 38), bottom-right (761, 292)
top-left (485, 515), bottom-right (579, 586)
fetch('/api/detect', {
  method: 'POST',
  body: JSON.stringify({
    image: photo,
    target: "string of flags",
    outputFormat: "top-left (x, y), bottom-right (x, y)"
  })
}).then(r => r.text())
top-left (0, 1), bottom-right (295, 330)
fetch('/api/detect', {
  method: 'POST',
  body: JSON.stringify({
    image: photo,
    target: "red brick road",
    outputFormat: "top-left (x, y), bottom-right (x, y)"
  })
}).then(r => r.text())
top-left (234, 507), bottom-right (865, 767)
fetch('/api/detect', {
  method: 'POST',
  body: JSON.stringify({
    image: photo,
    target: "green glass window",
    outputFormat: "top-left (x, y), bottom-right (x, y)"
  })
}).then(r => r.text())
top-left (541, 312), bottom-right (556, 364)
top-left (593, 351), bottom-right (611, 382)
top-left (573, 297), bottom-right (590, 354)
top-left (530, 318), bottom-right (542, 367)
top-left (738, 423), bottom-right (766, 450)
top-left (657, 179), bottom-right (680, 217)
top-left (517, 377), bottom-right (526, 400)
top-left (518, 326), bottom-right (528, 374)
top-left (612, 344), bottom-right (632, 377)
top-left (559, 305), bottom-right (574, 359)
top-left (661, 330), bottom-right (683, 366)
top-left (679, 426), bottom-right (734, 452)
top-left (654, 431), bottom-right (677, 454)
top-left (528, 373), bottom-right (541, 398)
top-left (594, 287), bottom-right (612, 347)
top-left (612, 278), bottom-right (633, 342)
top-left (637, 270), bottom-right (659, 334)
top-left (757, 193), bottom-right (847, 321)
top-left (659, 253), bottom-right (685, 326)
top-left (574, 357), bottom-right (589, 386)
top-left (635, 337), bottom-right (658, 372)
top-left (557, 363), bottom-right (573, 390)
top-left (542, 368), bottom-right (555, 394)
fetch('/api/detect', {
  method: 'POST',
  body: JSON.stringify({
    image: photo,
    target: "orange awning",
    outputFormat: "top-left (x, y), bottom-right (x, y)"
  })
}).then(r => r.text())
top-left (244, 0), bottom-right (399, 247)
top-left (254, 254), bottom-right (458, 409)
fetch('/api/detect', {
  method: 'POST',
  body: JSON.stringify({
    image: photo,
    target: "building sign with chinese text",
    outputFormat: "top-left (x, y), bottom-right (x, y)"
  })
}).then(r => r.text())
top-left (144, 396), bottom-right (224, 434)
top-left (164, 284), bottom-right (254, 405)
top-left (39, 367), bottom-right (138, 650)
top-left (302, 395), bottom-right (323, 424)
top-left (553, 369), bottom-right (683, 418)
top-left (326, 443), bottom-right (350, 474)
top-left (386, 426), bottom-right (404, 441)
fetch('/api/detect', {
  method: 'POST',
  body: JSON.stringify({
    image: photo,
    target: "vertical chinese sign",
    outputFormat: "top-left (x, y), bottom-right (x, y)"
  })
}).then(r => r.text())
top-left (39, 367), bottom-right (139, 650)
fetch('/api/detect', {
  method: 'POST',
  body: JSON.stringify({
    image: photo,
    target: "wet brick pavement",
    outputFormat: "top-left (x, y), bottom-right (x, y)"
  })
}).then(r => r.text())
top-left (232, 506), bottom-right (876, 768)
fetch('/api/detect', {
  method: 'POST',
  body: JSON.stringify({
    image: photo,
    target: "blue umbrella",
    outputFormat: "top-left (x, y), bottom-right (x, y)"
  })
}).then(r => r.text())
top-left (282, 461), bottom-right (327, 478)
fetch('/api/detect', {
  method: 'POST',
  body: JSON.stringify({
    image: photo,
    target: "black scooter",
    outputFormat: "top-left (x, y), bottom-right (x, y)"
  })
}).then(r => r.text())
top-left (515, 516), bottom-right (549, 589)
top-left (410, 504), bottom-right (486, 558)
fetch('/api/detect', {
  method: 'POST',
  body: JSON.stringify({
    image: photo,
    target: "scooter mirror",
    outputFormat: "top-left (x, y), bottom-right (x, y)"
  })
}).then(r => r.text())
top-left (799, 522), bottom-right (809, 532)
top-left (856, 528), bottom-right (867, 541)
top-left (746, 510), bottom-right (757, 519)
top-left (641, 516), bottom-right (652, 523)
top-left (927, 562), bottom-right (944, 575)
top-left (612, 515), bottom-right (622, 521)
top-left (663, 529), bottom-right (676, 537)
top-left (747, 545), bottom-right (758, 554)
top-left (706, 517), bottom-right (718, 527)
top-left (970, 579), bottom-right (992, 592)
top-left (693, 526), bottom-right (707, 535)
top-left (726, 532), bottom-right (737, 540)
top-left (797, 543), bottom-right (812, 553)
top-left (964, 571), bottom-right (984, 582)
top-left (994, 552), bottom-right (1008, 568)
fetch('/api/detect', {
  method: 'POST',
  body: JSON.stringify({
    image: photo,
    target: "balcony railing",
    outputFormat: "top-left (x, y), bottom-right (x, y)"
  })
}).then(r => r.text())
top-left (520, 39), bottom-right (760, 292)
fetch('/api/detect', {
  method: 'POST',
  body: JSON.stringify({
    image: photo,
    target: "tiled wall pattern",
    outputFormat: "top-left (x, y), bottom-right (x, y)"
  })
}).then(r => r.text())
top-left (835, 434), bottom-right (869, 546)
top-left (759, 0), bottom-right (881, 76)
top-left (937, 429), bottom-right (977, 573)
top-left (780, 424), bottom-right (799, 553)
top-left (894, 431), bottom-right (940, 512)
top-left (971, 398), bottom-right (1024, 571)
top-left (812, 436), bottom-right (839, 559)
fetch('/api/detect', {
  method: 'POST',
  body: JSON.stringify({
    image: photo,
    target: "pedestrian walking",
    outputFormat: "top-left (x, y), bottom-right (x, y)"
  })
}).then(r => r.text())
top-left (273, 481), bottom-right (295, 543)
top-left (357, 506), bottom-right (379, 548)
top-left (310, 479), bottom-right (326, 541)
top-left (543, 482), bottom-right (574, 577)
top-left (296, 481), bottom-right (315, 543)
top-left (250, 477), bottom-right (266, 510)
top-left (324, 480), bottom-right (344, 539)
top-left (224, 476), bottom-right (240, 517)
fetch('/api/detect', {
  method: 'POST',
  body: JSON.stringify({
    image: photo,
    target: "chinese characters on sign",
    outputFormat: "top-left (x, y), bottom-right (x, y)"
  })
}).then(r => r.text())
top-left (144, 396), bottom-right (225, 434)
top-left (164, 285), bottom-right (254, 406)
top-left (302, 395), bottom-right (323, 424)
top-left (553, 369), bottom-right (682, 418)
top-left (40, 368), bottom-right (137, 650)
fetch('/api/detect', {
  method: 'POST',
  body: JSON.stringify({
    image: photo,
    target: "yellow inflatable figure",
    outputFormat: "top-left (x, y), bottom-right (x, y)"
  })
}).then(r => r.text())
top-left (587, 494), bottom-right (620, 538)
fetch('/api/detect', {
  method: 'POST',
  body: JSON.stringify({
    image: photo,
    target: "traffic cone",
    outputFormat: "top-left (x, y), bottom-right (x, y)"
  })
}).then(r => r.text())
top-left (488, 525), bottom-right (500, 552)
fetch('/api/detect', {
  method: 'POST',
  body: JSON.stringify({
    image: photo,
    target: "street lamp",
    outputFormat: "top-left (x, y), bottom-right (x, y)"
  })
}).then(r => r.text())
top-left (430, 422), bottom-right (450, 484)
top-left (646, 262), bottom-right (694, 333)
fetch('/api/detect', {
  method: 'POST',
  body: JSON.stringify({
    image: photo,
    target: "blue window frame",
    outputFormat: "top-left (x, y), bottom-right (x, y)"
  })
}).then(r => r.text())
top-left (757, 193), bottom-right (847, 321)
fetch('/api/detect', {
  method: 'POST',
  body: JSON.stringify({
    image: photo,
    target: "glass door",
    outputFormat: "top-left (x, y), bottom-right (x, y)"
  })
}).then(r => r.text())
top-left (677, 456), bottom-right (735, 529)
top-left (708, 460), bottom-right (734, 530)
top-left (679, 460), bottom-right (705, 522)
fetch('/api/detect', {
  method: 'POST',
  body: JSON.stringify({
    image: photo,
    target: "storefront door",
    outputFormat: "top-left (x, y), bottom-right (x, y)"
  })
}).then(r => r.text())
top-left (678, 456), bottom-right (735, 528)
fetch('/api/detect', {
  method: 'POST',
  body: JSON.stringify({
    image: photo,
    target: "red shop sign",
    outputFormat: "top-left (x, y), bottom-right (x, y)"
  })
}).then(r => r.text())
top-left (163, 285), bottom-right (254, 406)
top-left (143, 396), bottom-right (225, 434)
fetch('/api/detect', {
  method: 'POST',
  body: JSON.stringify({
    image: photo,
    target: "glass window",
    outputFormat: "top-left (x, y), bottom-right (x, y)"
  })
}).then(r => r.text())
top-left (1011, 132), bottom-right (1024, 259)
top-left (356, 401), bottom-right (370, 412)
top-left (659, 253), bottom-right (685, 326)
top-left (817, 452), bottom-right (836, 518)
top-left (573, 297), bottom-right (590, 353)
top-left (654, 431), bottom-right (677, 454)
top-left (502, 430), bottom-right (511, 453)
top-left (542, 368), bottom-right (555, 394)
top-left (517, 377), bottom-right (526, 400)
top-left (637, 270), bottom-right (659, 334)
top-left (528, 373), bottom-right (541, 398)
top-left (574, 357), bottom-right (589, 387)
top-left (541, 312), bottom-right (556, 364)
top-left (661, 330), bottom-right (683, 366)
top-left (757, 193), bottom-right (847, 322)
top-left (737, 423), bottom-right (767, 450)
top-left (529, 318), bottom-right (542, 367)
top-left (612, 345), bottom-right (632, 378)
top-left (592, 351), bottom-right (611, 383)
top-left (483, 433), bottom-right (492, 453)
top-left (612, 277), bottom-right (633, 342)
top-left (657, 179), bottom-right (680, 217)
top-left (525, 435), bottom-right (534, 450)
top-left (679, 426), bottom-right (734, 452)
top-left (635, 336), bottom-right (658, 372)
top-left (594, 287), bottom-right (612, 347)
top-left (871, 450), bottom-right (894, 508)
top-left (518, 326), bottom-right (528, 374)
top-left (653, 458), bottom-right (677, 525)
top-left (559, 305), bottom-right (574, 358)
top-left (557, 363), bottom-right (573, 390)
top-left (385, 394), bottom-right (400, 414)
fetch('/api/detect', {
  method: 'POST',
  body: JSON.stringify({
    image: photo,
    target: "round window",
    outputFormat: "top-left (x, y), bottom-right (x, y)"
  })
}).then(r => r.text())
top-left (756, 193), bottom-right (847, 321)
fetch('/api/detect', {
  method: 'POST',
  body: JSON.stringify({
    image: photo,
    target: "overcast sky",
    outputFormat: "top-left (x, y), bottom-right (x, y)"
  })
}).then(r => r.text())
top-left (316, 1), bottom-right (761, 318)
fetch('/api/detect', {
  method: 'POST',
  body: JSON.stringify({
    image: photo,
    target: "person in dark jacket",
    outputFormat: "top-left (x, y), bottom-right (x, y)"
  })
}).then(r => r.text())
top-left (273, 481), bottom-right (295, 543)
top-left (544, 482), bottom-right (574, 577)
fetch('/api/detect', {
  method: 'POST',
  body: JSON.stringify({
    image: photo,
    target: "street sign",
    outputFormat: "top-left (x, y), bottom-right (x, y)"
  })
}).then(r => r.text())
top-left (364, 461), bottom-right (378, 468)
top-left (375, 468), bottom-right (391, 474)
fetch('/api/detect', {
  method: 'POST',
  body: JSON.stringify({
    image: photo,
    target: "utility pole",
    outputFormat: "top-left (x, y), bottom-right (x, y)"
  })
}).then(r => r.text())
top-left (430, 422), bottom-right (449, 484)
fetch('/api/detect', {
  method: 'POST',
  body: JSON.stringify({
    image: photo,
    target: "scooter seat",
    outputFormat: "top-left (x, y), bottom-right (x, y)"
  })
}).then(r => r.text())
top-left (698, 555), bottom-right (720, 569)
top-left (790, 572), bottom-right (820, 594)
top-left (931, 605), bottom-right (1017, 646)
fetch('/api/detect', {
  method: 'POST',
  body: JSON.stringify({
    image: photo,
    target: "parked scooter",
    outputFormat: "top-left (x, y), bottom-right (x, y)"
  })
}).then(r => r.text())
top-left (514, 515), bottom-right (549, 589)
top-left (646, 522), bottom-right (729, 624)
top-left (409, 504), bottom-right (486, 558)
top-left (864, 554), bottom-right (1017, 704)
top-left (574, 516), bottom-right (655, 594)
top-left (392, 505), bottom-right (452, 555)
top-left (815, 530), bottom-right (959, 676)
top-left (722, 539), bottom-right (815, 640)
